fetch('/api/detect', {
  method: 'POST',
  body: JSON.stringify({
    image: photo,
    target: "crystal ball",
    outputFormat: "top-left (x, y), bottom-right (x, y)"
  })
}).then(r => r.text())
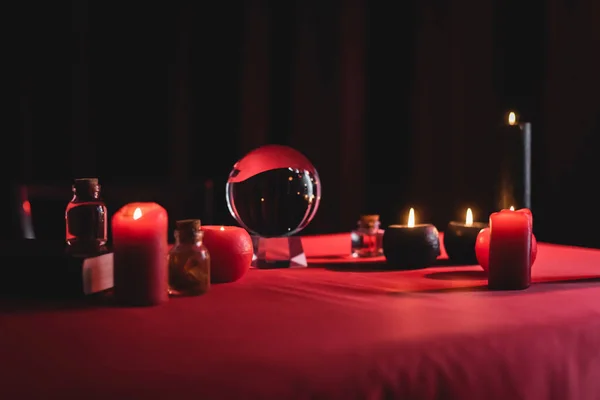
top-left (226, 145), bottom-right (321, 238)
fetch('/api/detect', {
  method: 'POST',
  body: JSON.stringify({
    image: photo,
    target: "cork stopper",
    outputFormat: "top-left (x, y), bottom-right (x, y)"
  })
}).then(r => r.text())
top-left (74, 178), bottom-right (98, 186)
top-left (73, 178), bottom-right (100, 194)
top-left (176, 219), bottom-right (201, 232)
top-left (359, 214), bottom-right (380, 228)
top-left (175, 219), bottom-right (202, 243)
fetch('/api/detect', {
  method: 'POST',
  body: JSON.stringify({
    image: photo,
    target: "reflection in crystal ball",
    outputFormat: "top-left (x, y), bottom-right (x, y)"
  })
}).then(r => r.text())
top-left (226, 145), bottom-right (321, 238)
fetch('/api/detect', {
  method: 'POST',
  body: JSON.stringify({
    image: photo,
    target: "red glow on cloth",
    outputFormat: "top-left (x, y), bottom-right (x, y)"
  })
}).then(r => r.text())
top-left (2, 233), bottom-right (600, 399)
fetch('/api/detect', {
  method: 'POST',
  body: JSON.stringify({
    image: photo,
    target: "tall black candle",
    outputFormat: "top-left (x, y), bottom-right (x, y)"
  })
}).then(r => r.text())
top-left (493, 111), bottom-right (531, 211)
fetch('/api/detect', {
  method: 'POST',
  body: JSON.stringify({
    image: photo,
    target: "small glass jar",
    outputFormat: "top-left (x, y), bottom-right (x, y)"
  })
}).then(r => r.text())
top-left (351, 214), bottom-right (384, 257)
top-left (168, 219), bottom-right (210, 296)
top-left (65, 178), bottom-right (108, 256)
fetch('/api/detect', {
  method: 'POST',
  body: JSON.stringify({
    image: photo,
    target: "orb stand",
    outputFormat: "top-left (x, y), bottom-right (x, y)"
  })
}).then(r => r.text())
top-left (251, 236), bottom-right (308, 269)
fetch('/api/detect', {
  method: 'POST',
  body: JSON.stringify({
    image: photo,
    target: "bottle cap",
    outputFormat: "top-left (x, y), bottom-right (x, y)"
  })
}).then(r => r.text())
top-left (176, 219), bottom-right (201, 232)
top-left (73, 178), bottom-right (100, 192)
top-left (360, 214), bottom-right (379, 224)
top-left (74, 178), bottom-right (99, 186)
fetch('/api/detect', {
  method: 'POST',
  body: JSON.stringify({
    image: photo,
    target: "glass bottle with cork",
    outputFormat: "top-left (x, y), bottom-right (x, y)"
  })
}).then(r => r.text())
top-left (351, 214), bottom-right (384, 257)
top-left (168, 219), bottom-right (210, 296)
top-left (65, 178), bottom-right (108, 256)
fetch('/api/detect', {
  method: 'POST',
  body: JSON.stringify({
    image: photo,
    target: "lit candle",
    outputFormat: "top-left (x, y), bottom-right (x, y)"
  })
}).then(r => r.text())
top-left (487, 207), bottom-right (532, 290)
top-left (112, 202), bottom-right (169, 306)
top-left (443, 208), bottom-right (488, 264)
top-left (475, 207), bottom-right (537, 272)
top-left (201, 225), bottom-right (253, 283)
top-left (493, 110), bottom-right (532, 211)
top-left (382, 208), bottom-right (440, 269)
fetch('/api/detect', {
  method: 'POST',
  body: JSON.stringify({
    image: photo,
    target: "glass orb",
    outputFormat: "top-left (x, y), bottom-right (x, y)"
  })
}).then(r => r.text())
top-left (226, 145), bottom-right (321, 238)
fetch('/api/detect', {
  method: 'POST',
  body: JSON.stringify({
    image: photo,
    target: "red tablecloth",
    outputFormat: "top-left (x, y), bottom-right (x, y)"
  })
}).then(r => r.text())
top-left (2, 233), bottom-right (600, 399)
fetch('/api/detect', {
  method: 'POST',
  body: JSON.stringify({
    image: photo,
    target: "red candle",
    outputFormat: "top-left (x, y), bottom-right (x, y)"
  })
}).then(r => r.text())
top-left (487, 208), bottom-right (532, 290)
top-left (201, 226), bottom-right (253, 283)
top-left (475, 228), bottom-right (537, 272)
top-left (112, 202), bottom-right (169, 306)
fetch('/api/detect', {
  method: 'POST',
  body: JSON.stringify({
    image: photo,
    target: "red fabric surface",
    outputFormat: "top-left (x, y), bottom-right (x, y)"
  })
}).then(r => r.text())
top-left (2, 234), bottom-right (600, 399)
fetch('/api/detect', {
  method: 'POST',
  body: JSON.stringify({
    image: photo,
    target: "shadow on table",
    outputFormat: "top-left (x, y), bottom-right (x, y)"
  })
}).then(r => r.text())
top-left (0, 292), bottom-right (118, 314)
top-left (415, 274), bottom-right (600, 295)
top-left (433, 258), bottom-right (480, 267)
top-left (324, 261), bottom-right (390, 272)
top-left (425, 270), bottom-right (487, 280)
top-left (323, 258), bottom-right (482, 273)
top-left (315, 255), bottom-right (480, 272)
top-left (534, 276), bottom-right (600, 288)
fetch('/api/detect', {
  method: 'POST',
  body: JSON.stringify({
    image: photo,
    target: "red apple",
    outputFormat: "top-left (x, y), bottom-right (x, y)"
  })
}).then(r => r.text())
top-left (475, 227), bottom-right (537, 272)
top-left (201, 226), bottom-right (254, 283)
top-left (474, 228), bottom-right (491, 270)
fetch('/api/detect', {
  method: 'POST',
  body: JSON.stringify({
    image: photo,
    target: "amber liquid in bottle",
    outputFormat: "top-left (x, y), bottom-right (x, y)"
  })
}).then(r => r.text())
top-left (168, 219), bottom-right (211, 296)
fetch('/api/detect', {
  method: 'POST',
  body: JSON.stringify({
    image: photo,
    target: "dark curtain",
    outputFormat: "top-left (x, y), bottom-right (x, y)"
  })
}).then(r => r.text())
top-left (10, 1), bottom-right (600, 245)
top-left (237, 0), bottom-right (367, 234)
top-left (541, 0), bottom-right (600, 247)
top-left (409, 0), bottom-right (496, 227)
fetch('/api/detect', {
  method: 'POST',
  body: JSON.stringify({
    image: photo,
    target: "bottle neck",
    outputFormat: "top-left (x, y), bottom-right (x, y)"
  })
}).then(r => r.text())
top-left (72, 182), bottom-right (101, 202)
top-left (357, 220), bottom-right (380, 234)
top-left (174, 230), bottom-right (203, 246)
top-left (72, 189), bottom-right (100, 201)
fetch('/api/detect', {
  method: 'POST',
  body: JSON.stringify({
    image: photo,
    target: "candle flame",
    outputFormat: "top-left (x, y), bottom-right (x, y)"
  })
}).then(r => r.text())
top-left (509, 206), bottom-right (515, 211)
top-left (133, 207), bottom-right (143, 220)
top-left (466, 208), bottom-right (473, 226)
top-left (408, 208), bottom-right (415, 228)
top-left (220, 226), bottom-right (225, 231)
top-left (508, 111), bottom-right (517, 126)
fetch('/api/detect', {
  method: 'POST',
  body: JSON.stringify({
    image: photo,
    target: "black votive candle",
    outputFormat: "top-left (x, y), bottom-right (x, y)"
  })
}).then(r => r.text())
top-left (382, 208), bottom-right (440, 270)
top-left (493, 111), bottom-right (531, 211)
top-left (443, 208), bottom-right (488, 264)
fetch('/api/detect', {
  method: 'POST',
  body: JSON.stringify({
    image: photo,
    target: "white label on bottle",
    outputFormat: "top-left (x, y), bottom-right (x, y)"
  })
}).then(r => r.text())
top-left (82, 253), bottom-right (114, 294)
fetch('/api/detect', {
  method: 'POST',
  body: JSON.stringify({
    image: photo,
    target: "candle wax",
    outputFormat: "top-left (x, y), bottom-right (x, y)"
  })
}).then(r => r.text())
top-left (476, 227), bottom-right (537, 272)
top-left (382, 224), bottom-right (440, 269)
top-left (112, 202), bottom-right (169, 306)
top-left (493, 119), bottom-right (532, 211)
top-left (488, 209), bottom-right (532, 290)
